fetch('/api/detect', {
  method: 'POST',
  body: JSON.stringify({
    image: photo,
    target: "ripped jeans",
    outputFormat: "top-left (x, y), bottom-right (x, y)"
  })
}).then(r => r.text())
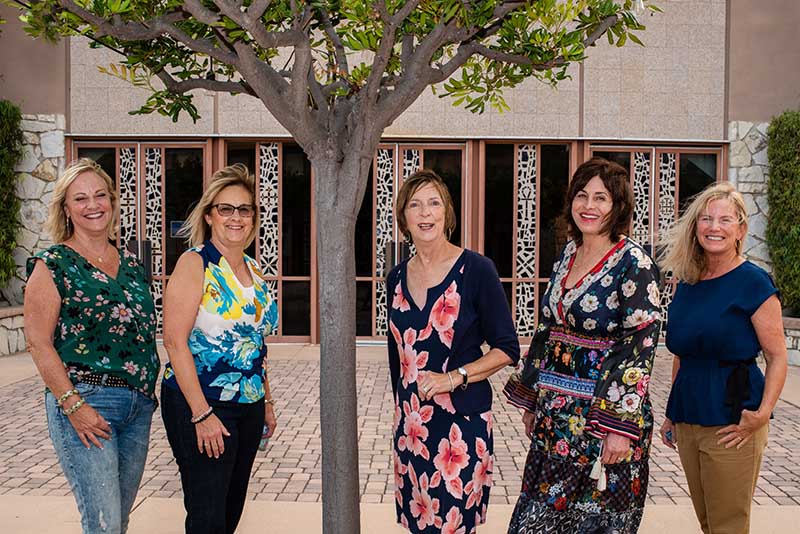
top-left (45, 382), bottom-right (156, 534)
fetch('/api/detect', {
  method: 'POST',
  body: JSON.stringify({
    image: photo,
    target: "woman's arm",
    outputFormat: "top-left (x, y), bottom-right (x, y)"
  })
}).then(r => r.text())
top-left (263, 360), bottom-right (277, 438)
top-left (659, 354), bottom-right (680, 450)
top-left (419, 256), bottom-right (519, 400)
top-left (717, 294), bottom-right (787, 448)
top-left (162, 252), bottom-right (230, 458)
top-left (24, 260), bottom-right (111, 448)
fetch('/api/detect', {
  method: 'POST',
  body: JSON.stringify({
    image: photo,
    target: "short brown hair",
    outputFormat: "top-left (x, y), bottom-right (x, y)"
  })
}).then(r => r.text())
top-left (564, 157), bottom-right (633, 246)
top-left (395, 170), bottom-right (457, 242)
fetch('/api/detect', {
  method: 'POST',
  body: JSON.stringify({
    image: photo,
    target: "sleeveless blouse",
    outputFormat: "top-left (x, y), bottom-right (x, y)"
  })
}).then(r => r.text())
top-left (162, 241), bottom-right (278, 403)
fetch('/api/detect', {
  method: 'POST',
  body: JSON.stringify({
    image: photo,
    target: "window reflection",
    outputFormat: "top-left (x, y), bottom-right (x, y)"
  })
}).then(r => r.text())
top-left (282, 145), bottom-right (311, 277)
top-left (164, 148), bottom-right (204, 274)
top-left (484, 144), bottom-right (514, 278)
top-left (539, 145), bottom-right (570, 279)
top-left (355, 169), bottom-right (374, 277)
top-left (281, 281), bottom-right (311, 336)
top-left (679, 153), bottom-right (716, 213)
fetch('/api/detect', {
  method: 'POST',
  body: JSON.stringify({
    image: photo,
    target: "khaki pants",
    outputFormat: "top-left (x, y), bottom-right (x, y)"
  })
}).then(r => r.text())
top-left (675, 422), bottom-right (769, 534)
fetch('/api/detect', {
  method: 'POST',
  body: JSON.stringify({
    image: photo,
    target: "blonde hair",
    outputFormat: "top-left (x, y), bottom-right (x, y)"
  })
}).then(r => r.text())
top-left (46, 158), bottom-right (118, 243)
top-left (181, 164), bottom-right (258, 248)
top-left (659, 182), bottom-right (748, 284)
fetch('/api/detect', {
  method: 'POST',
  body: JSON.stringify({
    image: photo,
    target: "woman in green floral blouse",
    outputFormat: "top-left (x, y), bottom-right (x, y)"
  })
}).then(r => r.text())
top-left (24, 158), bottom-right (160, 534)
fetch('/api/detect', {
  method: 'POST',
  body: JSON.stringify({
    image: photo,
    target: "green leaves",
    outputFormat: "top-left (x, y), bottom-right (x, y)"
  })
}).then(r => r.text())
top-left (0, 100), bottom-right (24, 288)
top-left (767, 111), bottom-right (800, 311)
top-left (10, 0), bottom-right (658, 121)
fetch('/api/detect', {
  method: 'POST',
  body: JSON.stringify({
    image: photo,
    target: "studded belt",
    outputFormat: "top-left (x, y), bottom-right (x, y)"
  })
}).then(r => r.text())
top-left (79, 373), bottom-right (133, 389)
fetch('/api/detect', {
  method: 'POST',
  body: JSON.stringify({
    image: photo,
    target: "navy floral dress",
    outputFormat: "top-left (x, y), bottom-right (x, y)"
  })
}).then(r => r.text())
top-left (503, 237), bottom-right (662, 533)
top-left (388, 250), bottom-right (520, 534)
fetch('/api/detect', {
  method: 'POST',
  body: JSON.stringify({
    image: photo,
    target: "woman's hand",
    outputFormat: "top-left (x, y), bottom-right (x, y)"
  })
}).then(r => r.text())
top-left (66, 400), bottom-right (112, 449)
top-left (716, 409), bottom-right (769, 449)
top-left (601, 433), bottom-right (632, 464)
top-left (264, 404), bottom-right (277, 439)
top-left (417, 371), bottom-right (453, 401)
top-left (659, 418), bottom-right (677, 450)
top-left (195, 413), bottom-right (231, 458)
top-left (522, 411), bottom-right (536, 440)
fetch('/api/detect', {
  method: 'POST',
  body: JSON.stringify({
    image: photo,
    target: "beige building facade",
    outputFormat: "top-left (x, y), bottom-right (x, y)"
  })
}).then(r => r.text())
top-left (1, 0), bottom-right (798, 347)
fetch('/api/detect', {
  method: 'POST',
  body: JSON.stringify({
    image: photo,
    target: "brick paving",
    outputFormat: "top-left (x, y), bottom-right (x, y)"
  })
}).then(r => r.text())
top-left (1, 352), bottom-right (799, 506)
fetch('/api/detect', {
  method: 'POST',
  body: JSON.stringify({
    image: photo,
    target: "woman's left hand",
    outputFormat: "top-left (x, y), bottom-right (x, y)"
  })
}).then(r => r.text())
top-left (602, 433), bottom-right (632, 464)
top-left (417, 371), bottom-right (453, 401)
top-left (716, 409), bottom-right (768, 449)
top-left (264, 404), bottom-right (277, 439)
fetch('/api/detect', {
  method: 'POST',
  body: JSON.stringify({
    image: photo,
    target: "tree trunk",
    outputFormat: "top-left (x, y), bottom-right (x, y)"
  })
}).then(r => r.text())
top-left (314, 156), bottom-right (363, 534)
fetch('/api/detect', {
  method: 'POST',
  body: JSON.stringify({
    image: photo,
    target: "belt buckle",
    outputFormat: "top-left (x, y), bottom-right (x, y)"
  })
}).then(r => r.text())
top-left (100, 374), bottom-right (109, 386)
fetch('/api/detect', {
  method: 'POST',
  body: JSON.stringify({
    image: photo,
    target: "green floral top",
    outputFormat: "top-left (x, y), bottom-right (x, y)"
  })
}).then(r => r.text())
top-left (26, 244), bottom-right (160, 399)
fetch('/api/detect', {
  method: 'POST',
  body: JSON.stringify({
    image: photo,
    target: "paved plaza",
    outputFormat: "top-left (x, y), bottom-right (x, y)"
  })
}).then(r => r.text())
top-left (0, 346), bottom-right (799, 532)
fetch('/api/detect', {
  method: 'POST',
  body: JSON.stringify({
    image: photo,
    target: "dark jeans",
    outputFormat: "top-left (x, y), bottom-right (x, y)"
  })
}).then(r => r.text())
top-left (161, 383), bottom-right (264, 534)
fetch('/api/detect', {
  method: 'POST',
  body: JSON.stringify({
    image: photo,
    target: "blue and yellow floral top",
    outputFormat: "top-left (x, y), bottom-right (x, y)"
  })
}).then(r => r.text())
top-left (162, 240), bottom-right (278, 403)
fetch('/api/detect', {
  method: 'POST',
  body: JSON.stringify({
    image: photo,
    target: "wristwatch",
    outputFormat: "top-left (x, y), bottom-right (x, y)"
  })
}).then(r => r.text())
top-left (457, 367), bottom-right (468, 390)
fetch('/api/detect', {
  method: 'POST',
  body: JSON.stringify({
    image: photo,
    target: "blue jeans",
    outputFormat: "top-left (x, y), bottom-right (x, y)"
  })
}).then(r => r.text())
top-left (45, 383), bottom-right (156, 534)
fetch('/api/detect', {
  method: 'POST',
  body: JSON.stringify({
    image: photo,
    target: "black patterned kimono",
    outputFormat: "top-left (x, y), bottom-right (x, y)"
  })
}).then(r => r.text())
top-left (503, 237), bottom-right (662, 534)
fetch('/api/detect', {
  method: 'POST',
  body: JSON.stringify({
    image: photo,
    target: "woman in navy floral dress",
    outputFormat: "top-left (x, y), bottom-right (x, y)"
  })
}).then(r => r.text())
top-left (504, 158), bottom-right (662, 533)
top-left (387, 170), bottom-right (520, 534)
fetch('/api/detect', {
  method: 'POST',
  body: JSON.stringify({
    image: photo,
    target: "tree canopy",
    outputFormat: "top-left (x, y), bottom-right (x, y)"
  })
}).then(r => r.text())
top-left (10, 1), bottom-right (659, 532)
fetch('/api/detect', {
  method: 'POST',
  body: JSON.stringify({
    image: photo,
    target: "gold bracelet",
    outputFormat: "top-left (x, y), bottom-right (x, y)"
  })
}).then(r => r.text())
top-left (265, 398), bottom-right (276, 406)
top-left (447, 372), bottom-right (455, 393)
top-left (56, 388), bottom-right (79, 407)
top-left (62, 398), bottom-right (86, 416)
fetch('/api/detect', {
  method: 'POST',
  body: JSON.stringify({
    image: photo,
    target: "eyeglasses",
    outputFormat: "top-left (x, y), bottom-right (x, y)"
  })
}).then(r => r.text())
top-left (211, 203), bottom-right (255, 218)
top-left (697, 215), bottom-right (740, 227)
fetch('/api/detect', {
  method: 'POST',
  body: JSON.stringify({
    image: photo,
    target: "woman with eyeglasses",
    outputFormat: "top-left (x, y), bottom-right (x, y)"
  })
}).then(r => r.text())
top-left (161, 164), bottom-right (279, 534)
top-left (659, 182), bottom-right (787, 534)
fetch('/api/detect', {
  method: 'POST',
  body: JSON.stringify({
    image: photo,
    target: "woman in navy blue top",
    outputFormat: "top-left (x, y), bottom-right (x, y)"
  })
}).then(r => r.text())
top-left (660, 182), bottom-right (787, 534)
top-left (387, 170), bottom-right (520, 533)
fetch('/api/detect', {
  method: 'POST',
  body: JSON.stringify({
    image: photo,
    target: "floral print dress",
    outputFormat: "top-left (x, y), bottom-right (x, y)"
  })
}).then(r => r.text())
top-left (387, 250), bottom-right (519, 534)
top-left (503, 237), bottom-right (662, 534)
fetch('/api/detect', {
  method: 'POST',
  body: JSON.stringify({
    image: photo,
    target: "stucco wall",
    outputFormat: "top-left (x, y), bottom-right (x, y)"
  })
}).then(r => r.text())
top-left (67, 1), bottom-right (725, 141)
top-left (0, 5), bottom-right (67, 115)
top-left (69, 37), bottom-right (215, 135)
top-left (728, 0), bottom-right (800, 123)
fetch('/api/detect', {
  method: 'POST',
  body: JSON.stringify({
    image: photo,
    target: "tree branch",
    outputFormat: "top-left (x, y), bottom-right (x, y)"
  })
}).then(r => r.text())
top-left (319, 8), bottom-right (349, 76)
top-left (153, 70), bottom-right (256, 97)
top-left (211, 0), bottom-right (304, 49)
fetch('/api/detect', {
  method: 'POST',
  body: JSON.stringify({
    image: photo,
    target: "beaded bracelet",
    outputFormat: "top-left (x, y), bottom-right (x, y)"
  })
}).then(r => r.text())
top-left (62, 398), bottom-right (86, 416)
top-left (56, 388), bottom-right (79, 407)
top-left (265, 398), bottom-right (276, 406)
top-left (191, 406), bottom-right (214, 424)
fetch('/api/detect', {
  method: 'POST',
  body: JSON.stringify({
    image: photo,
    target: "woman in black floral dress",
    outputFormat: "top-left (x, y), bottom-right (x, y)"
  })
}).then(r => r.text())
top-left (504, 158), bottom-right (662, 533)
top-left (388, 170), bottom-right (520, 534)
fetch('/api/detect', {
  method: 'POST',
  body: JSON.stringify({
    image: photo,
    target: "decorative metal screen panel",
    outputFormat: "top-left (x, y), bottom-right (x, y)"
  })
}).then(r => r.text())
top-left (402, 149), bottom-right (421, 180)
top-left (258, 143), bottom-right (280, 278)
top-left (515, 281), bottom-right (538, 337)
top-left (515, 144), bottom-right (537, 336)
top-left (144, 147), bottom-right (163, 327)
top-left (632, 152), bottom-right (652, 247)
top-left (515, 145), bottom-right (537, 278)
top-left (658, 152), bottom-right (678, 242)
top-left (374, 148), bottom-right (395, 336)
top-left (118, 147), bottom-right (138, 248)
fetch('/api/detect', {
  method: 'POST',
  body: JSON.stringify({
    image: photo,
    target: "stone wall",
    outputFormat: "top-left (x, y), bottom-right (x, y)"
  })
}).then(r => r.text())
top-left (0, 114), bottom-right (64, 306)
top-left (0, 307), bottom-right (24, 356)
top-left (728, 121), bottom-right (771, 272)
top-left (786, 319), bottom-right (800, 366)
